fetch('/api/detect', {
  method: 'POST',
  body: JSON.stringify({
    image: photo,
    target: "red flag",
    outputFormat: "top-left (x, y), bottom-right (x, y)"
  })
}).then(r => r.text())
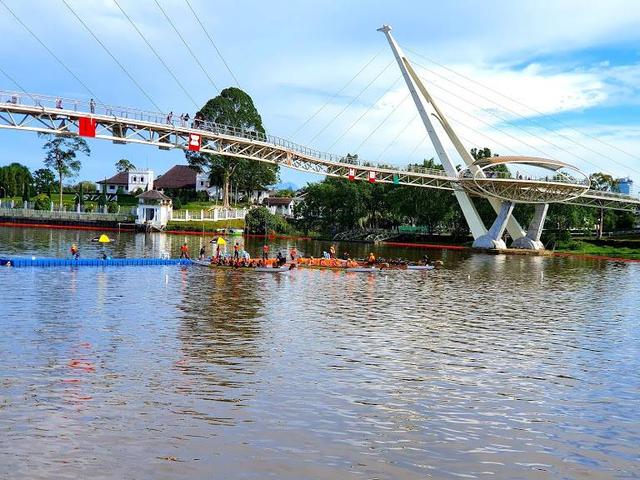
top-left (188, 132), bottom-right (201, 152)
top-left (368, 171), bottom-right (376, 183)
top-left (78, 117), bottom-right (96, 137)
top-left (348, 168), bottom-right (355, 181)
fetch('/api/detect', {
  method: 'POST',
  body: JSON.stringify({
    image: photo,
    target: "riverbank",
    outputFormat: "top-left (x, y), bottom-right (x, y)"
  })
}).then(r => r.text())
top-left (554, 239), bottom-right (640, 261)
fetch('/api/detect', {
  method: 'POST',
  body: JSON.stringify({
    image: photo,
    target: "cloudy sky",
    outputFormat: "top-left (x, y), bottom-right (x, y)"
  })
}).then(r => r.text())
top-left (1, 0), bottom-right (640, 190)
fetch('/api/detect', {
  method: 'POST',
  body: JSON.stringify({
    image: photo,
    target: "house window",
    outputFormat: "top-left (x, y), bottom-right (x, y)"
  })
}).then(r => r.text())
top-left (133, 176), bottom-right (137, 182)
top-left (200, 181), bottom-right (204, 186)
top-left (140, 176), bottom-right (144, 182)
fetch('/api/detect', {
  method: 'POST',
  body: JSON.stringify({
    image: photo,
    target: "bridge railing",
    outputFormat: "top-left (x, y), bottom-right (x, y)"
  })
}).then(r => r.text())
top-left (4, 90), bottom-right (639, 198)
top-left (0, 89), bottom-right (451, 179)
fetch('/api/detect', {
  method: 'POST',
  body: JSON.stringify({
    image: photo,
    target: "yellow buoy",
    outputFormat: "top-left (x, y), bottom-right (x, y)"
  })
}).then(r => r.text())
top-left (98, 234), bottom-right (111, 243)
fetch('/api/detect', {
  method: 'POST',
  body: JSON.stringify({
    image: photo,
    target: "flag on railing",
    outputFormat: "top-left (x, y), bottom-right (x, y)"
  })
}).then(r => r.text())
top-left (78, 117), bottom-right (96, 137)
top-left (348, 168), bottom-right (355, 181)
top-left (188, 133), bottom-right (201, 152)
top-left (368, 171), bottom-right (376, 183)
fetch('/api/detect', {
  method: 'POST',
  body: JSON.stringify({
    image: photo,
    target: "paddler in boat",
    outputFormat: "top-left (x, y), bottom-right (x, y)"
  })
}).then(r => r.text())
top-left (422, 254), bottom-right (430, 266)
top-left (329, 244), bottom-right (336, 259)
top-left (199, 245), bottom-right (206, 260)
top-left (366, 252), bottom-right (376, 266)
top-left (290, 246), bottom-right (298, 261)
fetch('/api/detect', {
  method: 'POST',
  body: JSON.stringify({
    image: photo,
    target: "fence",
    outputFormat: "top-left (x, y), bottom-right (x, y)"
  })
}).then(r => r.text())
top-left (169, 208), bottom-right (248, 222)
top-left (0, 207), bottom-right (134, 223)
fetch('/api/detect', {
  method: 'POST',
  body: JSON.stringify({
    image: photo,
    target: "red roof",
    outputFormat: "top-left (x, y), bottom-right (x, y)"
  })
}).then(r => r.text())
top-left (97, 172), bottom-right (128, 185)
top-left (155, 165), bottom-right (198, 189)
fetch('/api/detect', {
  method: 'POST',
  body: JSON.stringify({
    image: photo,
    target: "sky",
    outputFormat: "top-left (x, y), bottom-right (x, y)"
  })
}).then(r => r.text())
top-left (1, 0), bottom-right (640, 192)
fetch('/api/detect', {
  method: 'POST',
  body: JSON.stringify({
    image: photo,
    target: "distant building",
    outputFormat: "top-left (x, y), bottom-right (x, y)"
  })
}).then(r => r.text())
top-left (262, 196), bottom-right (298, 217)
top-left (155, 165), bottom-right (203, 191)
top-left (617, 177), bottom-right (633, 195)
top-left (135, 190), bottom-right (172, 229)
top-left (96, 169), bottom-right (153, 194)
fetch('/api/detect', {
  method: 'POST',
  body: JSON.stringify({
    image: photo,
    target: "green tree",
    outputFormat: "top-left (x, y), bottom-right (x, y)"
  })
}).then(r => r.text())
top-left (186, 87), bottom-right (278, 208)
top-left (590, 172), bottom-right (618, 238)
top-left (41, 134), bottom-right (90, 208)
top-left (0, 163), bottom-right (32, 197)
top-left (33, 193), bottom-right (51, 211)
top-left (33, 168), bottom-right (56, 194)
top-left (115, 158), bottom-right (136, 172)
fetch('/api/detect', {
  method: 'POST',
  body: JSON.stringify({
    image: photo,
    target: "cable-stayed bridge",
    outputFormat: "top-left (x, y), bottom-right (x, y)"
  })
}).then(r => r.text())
top-left (0, 21), bottom-right (638, 250)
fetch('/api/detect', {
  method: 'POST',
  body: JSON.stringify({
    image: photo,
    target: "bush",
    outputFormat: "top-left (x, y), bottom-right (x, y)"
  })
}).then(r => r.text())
top-left (107, 201), bottom-right (119, 213)
top-left (245, 206), bottom-right (292, 234)
top-left (33, 194), bottom-right (50, 211)
top-left (84, 202), bottom-right (96, 213)
top-left (173, 197), bottom-right (182, 210)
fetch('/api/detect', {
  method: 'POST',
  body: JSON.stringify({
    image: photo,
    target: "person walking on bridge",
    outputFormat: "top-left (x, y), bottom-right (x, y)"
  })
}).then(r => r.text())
top-left (166, 111), bottom-right (173, 125)
top-left (55, 98), bottom-right (63, 109)
top-left (89, 98), bottom-right (96, 114)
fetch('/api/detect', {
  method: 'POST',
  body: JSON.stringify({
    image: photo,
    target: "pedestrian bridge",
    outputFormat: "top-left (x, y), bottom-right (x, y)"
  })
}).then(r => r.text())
top-left (1, 90), bottom-right (638, 212)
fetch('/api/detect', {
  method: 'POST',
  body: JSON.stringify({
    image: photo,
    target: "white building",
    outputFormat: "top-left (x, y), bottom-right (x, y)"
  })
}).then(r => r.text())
top-left (97, 169), bottom-right (154, 194)
top-left (135, 190), bottom-right (172, 229)
top-left (262, 197), bottom-right (297, 217)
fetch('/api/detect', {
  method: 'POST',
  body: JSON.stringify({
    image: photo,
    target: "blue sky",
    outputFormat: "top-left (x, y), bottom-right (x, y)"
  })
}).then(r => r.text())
top-left (1, 0), bottom-right (640, 190)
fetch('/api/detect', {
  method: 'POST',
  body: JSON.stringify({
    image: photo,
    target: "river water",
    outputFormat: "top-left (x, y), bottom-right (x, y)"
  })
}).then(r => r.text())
top-left (0, 226), bottom-right (639, 479)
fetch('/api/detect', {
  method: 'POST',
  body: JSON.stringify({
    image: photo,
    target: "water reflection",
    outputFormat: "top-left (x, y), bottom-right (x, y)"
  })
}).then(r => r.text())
top-left (1, 226), bottom-right (639, 479)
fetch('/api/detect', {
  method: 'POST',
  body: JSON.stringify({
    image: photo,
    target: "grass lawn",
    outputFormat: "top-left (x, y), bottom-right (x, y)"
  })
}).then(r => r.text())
top-left (555, 239), bottom-right (640, 260)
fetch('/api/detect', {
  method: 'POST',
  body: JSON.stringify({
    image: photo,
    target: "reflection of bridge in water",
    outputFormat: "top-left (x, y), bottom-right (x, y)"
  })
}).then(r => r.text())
top-left (1, 26), bottom-right (638, 251)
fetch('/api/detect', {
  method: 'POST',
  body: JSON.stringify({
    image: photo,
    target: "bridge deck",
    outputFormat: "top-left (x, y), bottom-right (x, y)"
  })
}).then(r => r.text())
top-left (0, 90), bottom-right (638, 211)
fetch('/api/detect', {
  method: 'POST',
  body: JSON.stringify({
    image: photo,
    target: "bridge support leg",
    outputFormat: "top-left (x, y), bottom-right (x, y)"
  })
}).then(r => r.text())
top-left (472, 201), bottom-right (514, 249)
top-left (511, 203), bottom-right (548, 250)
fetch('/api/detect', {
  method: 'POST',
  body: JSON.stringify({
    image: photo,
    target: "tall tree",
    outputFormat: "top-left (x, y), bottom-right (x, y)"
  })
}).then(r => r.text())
top-left (41, 134), bottom-right (91, 208)
top-left (186, 87), bottom-right (278, 208)
top-left (115, 158), bottom-right (136, 172)
top-left (590, 172), bottom-right (617, 239)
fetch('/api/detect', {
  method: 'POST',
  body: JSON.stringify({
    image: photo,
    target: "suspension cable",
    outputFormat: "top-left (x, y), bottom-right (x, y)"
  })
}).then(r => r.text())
top-left (184, 0), bottom-right (240, 88)
top-left (1, 0), bottom-right (101, 102)
top-left (407, 47), bottom-right (640, 172)
top-left (419, 72), bottom-right (620, 177)
top-left (354, 93), bottom-right (410, 152)
top-left (290, 48), bottom-right (385, 140)
top-left (60, 0), bottom-right (162, 110)
top-left (325, 74), bottom-right (402, 151)
top-left (375, 113), bottom-right (418, 161)
top-left (413, 62), bottom-right (625, 176)
top-left (153, 0), bottom-right (219, 93)
top-left (0, 65), bottom-right (38, 102)
top-left (308, 60), bottom-right (394, 144)
top-left (112, 0), bottom-right (199, 109)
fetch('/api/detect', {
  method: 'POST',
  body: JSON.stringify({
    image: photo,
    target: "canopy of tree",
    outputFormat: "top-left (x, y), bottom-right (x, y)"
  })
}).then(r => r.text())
top-left (186, 87), bottom-right (278, 208)
top-left (0, 163), bottom-right (32, 197)
top-left (115, 158), bottom-right (136, 172)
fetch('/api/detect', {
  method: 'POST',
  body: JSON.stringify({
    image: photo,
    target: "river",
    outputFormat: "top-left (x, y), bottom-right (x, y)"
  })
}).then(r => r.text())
top-left (0, 226), bottom-right (638, 479)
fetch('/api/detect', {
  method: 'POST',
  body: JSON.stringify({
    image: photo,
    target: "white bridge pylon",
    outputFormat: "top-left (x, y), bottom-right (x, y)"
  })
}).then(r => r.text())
top-left (380, 25), bottom-right (549, 249)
